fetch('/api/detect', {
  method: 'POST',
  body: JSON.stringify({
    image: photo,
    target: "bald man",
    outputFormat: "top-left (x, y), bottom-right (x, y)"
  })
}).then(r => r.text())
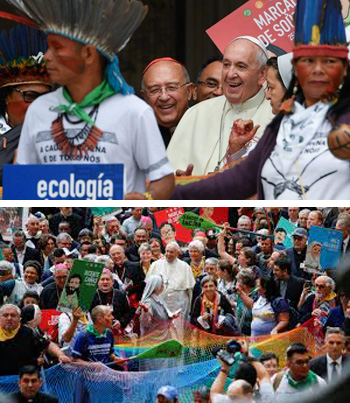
top-left (167, 37), bottom-right (274, 176)
top-left (141, 58), bottom-right (194, 148)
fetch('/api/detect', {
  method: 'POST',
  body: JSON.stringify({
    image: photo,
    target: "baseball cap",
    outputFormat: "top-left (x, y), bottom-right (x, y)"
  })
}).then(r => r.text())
top-left (292, 228), bottom-right (308, 238)
top-left (34, 211), bottom-right (46, 220)
top-left (206, 229), bottom-right (217, 240)
top-left (157, 386), bottom-right (179, 400)
top-left (54, 263), bottom-right (70, 276)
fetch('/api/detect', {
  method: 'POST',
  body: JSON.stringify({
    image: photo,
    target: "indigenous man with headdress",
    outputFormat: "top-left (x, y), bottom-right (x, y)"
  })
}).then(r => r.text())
top-left (5, 0), bottom-right (174, 200)
top-left (0, 25), bottom-right (52, 186)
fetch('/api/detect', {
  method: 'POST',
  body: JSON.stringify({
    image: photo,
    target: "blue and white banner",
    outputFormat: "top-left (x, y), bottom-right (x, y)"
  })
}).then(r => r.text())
top-left (3, 164), bottom-right (124, 200)
top-left (305, 226), bottom-right (343, 273)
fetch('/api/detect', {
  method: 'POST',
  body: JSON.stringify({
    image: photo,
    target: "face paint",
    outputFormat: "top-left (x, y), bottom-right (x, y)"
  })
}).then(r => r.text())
top-left (5, 84), bottom-right (51, 127)
top-left (6, 100), bottom-right (29, 126)
top-left (294, 56), bottom-right (348, 107)
top-left (46, 34), bottom-right (85, 74)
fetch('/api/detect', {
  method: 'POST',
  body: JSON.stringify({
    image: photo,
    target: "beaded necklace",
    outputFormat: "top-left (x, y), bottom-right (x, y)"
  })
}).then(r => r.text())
top-left (51, 105), bottom-right (103, 159)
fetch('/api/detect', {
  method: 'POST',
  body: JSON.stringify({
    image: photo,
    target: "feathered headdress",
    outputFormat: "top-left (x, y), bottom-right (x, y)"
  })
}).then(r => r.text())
top-left (293, 0), bottom-right (348, 59)
top-left (0, 24), bottom-right (50, 89)
top-left (4, 0), bottom-right (148, 94)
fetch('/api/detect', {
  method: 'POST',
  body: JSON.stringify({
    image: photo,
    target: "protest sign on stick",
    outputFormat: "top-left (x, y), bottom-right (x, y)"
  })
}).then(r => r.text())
top-left (58, 260), bottom-right (104, 313)
top-left (154, 208), bottom-right (193, 243)
top-left (274, 217), bottom-right (297, 249)
top-left (304, 226), bottom-right (343, 274)
top-left (40, 309), bottom-right (61, 343)
top-left (179, 212), bottom-right (218, 231)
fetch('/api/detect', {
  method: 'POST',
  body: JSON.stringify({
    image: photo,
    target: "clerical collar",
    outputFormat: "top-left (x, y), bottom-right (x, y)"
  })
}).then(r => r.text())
top-left (229, 87), bottom-right (266, 113)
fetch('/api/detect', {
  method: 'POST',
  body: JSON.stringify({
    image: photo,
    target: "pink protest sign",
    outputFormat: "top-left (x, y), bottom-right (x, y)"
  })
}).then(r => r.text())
top-left (206, 0), bottom-right (296, 54)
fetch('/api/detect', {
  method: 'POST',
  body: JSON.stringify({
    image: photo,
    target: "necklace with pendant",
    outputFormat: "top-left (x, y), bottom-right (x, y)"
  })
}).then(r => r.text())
top-left (51, 105), bottom-right (103, 159)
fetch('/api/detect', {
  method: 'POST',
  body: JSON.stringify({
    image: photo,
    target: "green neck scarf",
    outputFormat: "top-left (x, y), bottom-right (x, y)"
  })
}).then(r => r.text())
top-left (287, 369), bottom-right (318, 390)
top-left (85, 323), bottom-right (109, 339)
top-left (52, 79), bottom-right (117, 126)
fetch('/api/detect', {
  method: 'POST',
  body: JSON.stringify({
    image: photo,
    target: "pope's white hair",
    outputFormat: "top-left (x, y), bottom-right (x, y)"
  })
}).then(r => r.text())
top-left (166, 241), bottom-right (180, 252)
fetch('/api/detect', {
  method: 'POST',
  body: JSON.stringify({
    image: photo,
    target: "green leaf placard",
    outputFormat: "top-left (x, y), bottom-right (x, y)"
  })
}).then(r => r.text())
top-left (179, 212), bottom-right (220, 230)
top-left (129, 340), bottom-right (183, 360)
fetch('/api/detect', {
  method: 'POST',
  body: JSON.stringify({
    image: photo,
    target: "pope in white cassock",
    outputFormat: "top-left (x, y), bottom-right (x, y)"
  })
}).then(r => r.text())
top-left (147, 241), bottom-right (195, 320)
top-left (167, 36), bottom-right (274, 175)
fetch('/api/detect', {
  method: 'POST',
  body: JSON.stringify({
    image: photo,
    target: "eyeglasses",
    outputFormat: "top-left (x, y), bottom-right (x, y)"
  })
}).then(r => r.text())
top-left (13, 88), bottom-right (48, 103)
top-left (197, 79), bottom-right (222, 90)
top-left (145, 82), bottom-right (189, 97)
top-left (315, 283), bottom-right (326, 289)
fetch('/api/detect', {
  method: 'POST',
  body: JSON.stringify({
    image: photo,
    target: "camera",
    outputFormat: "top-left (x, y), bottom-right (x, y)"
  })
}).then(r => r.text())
top-left (211, 340), bottom-right (243, 366)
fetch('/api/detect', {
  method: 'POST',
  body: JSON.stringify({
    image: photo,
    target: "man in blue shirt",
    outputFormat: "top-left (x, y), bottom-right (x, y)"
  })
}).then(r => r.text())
top-left (72, 305), bottom-right (127, 367)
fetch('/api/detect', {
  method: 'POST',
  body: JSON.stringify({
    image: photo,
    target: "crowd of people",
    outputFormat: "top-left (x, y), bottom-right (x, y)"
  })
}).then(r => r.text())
top-left (0, 0), bottom-right (349, 199)
top-left (0, 207), bottom-right (350, 402)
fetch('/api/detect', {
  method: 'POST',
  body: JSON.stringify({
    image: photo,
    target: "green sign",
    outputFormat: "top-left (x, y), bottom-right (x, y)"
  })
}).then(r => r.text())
top-left (58, 260), bottom-right (104, 313)
top-left (129, 340), bottom-right (183, 360)
top-left (91, 208), bottom-right (122, 217)
top-left (275, 217), bottom-right (297, 249)
top-left (179, 212), bottom-right (219, 230)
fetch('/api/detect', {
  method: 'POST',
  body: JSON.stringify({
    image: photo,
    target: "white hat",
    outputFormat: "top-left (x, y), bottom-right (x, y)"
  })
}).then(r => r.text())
top-left (277, 53), bottom-right (293, 89)
top-left (232, 36), bottom-right (269, 59)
